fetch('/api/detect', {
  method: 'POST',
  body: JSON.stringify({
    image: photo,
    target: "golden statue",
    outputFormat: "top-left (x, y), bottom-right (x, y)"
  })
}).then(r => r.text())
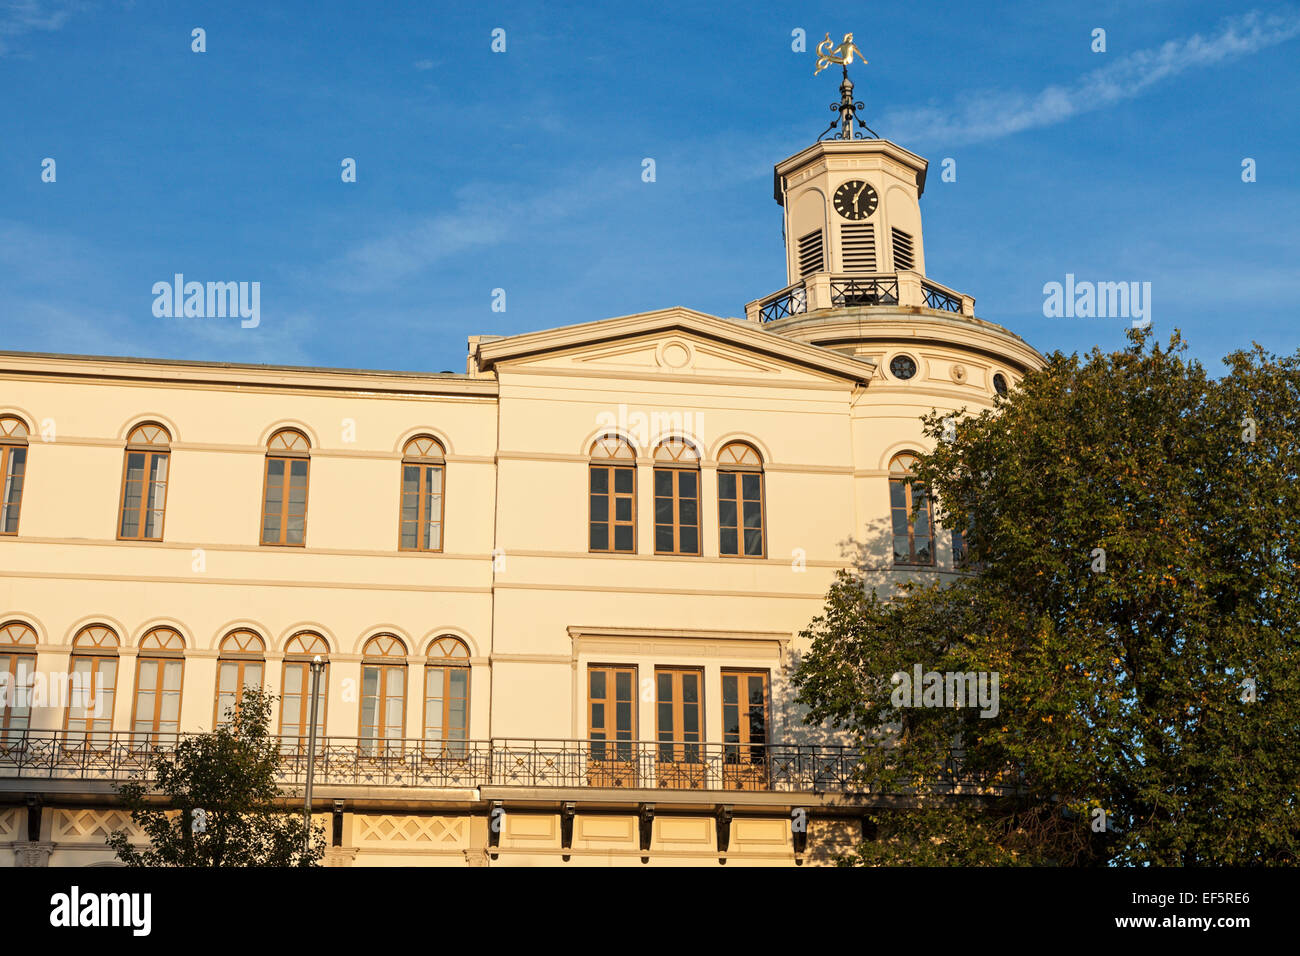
top-left (815, 32), bottom-right (866, 75)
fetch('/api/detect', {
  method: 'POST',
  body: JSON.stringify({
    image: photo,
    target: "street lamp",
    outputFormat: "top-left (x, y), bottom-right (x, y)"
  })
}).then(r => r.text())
top-left (302, 654), bottom-right (325, 860)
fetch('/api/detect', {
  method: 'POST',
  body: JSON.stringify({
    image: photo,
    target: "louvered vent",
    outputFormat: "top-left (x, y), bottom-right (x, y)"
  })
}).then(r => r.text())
top-left (797, 229), bottom-right (824, 278)
top-left (891, 228), bottom-right (915, 271)
top-left (840, 223), bottom-right (877, 272)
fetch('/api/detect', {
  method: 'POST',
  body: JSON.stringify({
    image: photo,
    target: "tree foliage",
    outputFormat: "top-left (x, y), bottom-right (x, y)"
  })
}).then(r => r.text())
top-left (108, 687), bottom-right (325, 866)
top-left (794, 330), bottom-right (1300, 865)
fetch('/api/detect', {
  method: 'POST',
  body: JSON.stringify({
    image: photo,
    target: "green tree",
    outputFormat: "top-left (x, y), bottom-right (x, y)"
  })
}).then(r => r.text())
top-left (108, 687), bottom-right (325, 866)
top-left (794, 330), bottom-right (1300, 865)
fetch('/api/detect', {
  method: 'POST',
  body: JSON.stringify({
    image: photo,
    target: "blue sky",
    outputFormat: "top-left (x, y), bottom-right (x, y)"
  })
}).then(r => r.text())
top-left (2, 0), bottom-right (1297, 374)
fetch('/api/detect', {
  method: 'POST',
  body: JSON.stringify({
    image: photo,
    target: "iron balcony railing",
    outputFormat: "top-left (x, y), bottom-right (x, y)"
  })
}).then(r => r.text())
top-left (758, 283), bottom-right (808, 322)
top-left (922, 282), bottom-right (962, 313)
top-left (831, 275), bottom-right (899, 308)
top-left (747, 272), bottom-right (973, 322)
top-left (0, 732), bottom-right (1014, 795)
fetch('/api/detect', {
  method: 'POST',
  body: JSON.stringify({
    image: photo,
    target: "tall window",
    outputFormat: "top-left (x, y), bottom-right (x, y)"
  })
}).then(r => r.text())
top-left (722, 669), bottom-right (770, 789)
top-left (717, 441), bottom-right (766, 557)
top-left (63, 624), bottom-right (119, 747)
top-left (261, 428), bottom-right (310, 546)
top-left (215, 629), bottom-right (265, 727)
top-left (0, 621), bottom-right (36, 743)
top-left (589, 436), bottom-right (635, 553)
top-left (655, 667), bottom-right (704, 786)
top-left (279, 631), bottom-right (328, 749)
top-left (360, 634), bottom-right (407, 754)
top-left (890, 452), bottom-right (934, 566)
top-left (118, 423), bottom-right (171, 540)
top-left (423, 636), bottom-right (469, 753)
top-left (399, 436), bottom-right (445, 552)
top-left (131, 627), bottom-right (185, 746)
top-left (653, 439), bottom-right (700, 556)
top-left (0, 416), bottom-right (28, 535)
top-left (588, 665), bottom-right (636, 758)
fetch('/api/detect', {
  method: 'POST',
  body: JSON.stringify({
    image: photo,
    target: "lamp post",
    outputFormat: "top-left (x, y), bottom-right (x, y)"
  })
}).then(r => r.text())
top-left (302, 654), bottom-right (325, 861)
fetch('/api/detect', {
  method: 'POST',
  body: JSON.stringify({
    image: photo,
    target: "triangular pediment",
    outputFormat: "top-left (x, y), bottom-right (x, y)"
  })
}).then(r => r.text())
top-left (474, 307), bottom-right (875, 385)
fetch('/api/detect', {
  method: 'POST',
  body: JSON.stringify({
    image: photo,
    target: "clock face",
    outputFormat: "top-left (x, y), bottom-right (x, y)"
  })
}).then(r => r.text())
top-left (833, 180), bottom-right (878, 220)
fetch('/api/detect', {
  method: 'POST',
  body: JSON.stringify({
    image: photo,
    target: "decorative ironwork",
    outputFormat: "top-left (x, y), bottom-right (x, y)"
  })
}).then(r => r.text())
top-left (759, 284), bottom-right (807, 322)
top-left (922, 283), bottom-right (962, 313)
top-left (831, 276), bottom-right (898, 307)
top-left (818, 64), bottom-right (878, 142)
top-left (0, 733), bottom-right (1014, 796)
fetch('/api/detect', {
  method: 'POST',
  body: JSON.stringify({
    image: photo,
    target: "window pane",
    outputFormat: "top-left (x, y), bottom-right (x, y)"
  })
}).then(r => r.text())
top-left (590, 467), bottom-right (608, 493)
top-left (613, 525), bottom-right (633, 551)
top-left (614, 468), bottom-right (633, 494)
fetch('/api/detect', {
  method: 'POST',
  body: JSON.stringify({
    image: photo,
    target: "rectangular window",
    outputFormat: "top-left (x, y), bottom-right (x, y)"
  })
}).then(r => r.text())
top-left (588, 665), bottom-right (636, 759)
top-left (424, 665), bottom-right (469, 750)
top-left (131, 657), bottom-right (183, 745)
top-left (722, 669), bottom-right (771, 791)
top-left (360, 664), bottom-right (405, 754)
top-left (655, 667), bottom-right (704, 772)
top-left (589, 464), bottom-right (636, 553)
top-left (400, 463), bottom-right (444, 551)
top-left (654, 468), bottom-right (700, 555)
top-left (952, 527), bottom-right (967, 568)
top-left (215, 659), bottom-right (263, 727)
top-left (891, 478), bottom-right (934, 566)
top-left (261, 456), bottom-right (309, 546)
top-left (279, 660), bottom-right (327, 748)
top-left (118, 450), bottom-right (169, 540)
top-left (0, 652), bottom-right (34, 741)
top-left (718, 470), bottom-right (765, 557)
top-left (0, 444), bottom-right (26, 535)
top-left (64, 656), bottom-right (117, 747)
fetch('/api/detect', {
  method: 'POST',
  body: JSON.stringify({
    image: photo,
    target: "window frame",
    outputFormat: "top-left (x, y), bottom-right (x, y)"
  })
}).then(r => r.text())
top-left (0, 621), bottom-right (37, 741)
top-left (588, 436), bottom-right (637, 554)
top-left (62, 624), bottom-right (120, 748)
top-left (116, 424), bottom-right (172, 542)
top-left (0, 416), bottom-right (29, 536)
top-left (587, 664), bottom-right (637, 752)
top-left (129, 628), bottom-right (185, 747)
top-left (654, 665), bottom-right (705, 764)
top-left (398, 436), bottom-right (446, 553)
top-left (890, 453), bottom-right (936, 567)
top-left (214, 629), bottom-right (266, 728)
top-left (422, 636), bottom-right (470, 752)
top-left (717, 442), bottom-right (767, 559)
top-left (278, 632), bottom-right (328, 749)
top-left (260, 429), bottom-right (311, 547)
top-left (652, 439), bottom-right (701, 557)
top-left (359, 635), bottom-right (407, 753)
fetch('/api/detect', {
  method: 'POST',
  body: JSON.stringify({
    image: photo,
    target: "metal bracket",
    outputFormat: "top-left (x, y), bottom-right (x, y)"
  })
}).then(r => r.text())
top-left (638, 803), bottom-right (655, 856)
top-left (716, 805), bottom-right (734, 857)
top-left (560, 802), bottom-right (576, 859)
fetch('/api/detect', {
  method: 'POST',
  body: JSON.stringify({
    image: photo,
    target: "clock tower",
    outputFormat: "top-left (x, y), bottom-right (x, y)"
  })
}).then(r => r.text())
top-left (776, 67), bottom-right (928, 286)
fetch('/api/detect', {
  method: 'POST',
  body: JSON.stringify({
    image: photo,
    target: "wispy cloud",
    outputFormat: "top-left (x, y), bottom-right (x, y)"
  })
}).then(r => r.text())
top-left (882, 9), bottom-right (1300, 146)
top-left (0, 0), bottom-right (78, 55)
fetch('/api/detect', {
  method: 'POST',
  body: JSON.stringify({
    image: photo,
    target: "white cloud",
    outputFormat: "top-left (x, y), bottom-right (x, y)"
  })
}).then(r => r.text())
top-left (0, 0), bottom-right (77, 55)
top-left (881, 10), bottom-right (1300, 146)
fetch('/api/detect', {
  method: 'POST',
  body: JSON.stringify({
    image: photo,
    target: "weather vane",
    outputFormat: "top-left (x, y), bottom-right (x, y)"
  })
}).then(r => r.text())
top-left (814, 32), bottom-right (866, 76)
top-left (814, 32), bottom-right (877, 141)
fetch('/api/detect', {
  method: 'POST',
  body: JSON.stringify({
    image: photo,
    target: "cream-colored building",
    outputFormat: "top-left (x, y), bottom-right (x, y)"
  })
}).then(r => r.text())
top-left (0, 95), bottom-right (1043, 866)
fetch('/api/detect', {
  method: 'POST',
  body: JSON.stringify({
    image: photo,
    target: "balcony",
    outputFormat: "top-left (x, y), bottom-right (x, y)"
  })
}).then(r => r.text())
top-left (745, 271), bottom-right (973, 323)
top-left (0, 733), bottom-right (1010, 798)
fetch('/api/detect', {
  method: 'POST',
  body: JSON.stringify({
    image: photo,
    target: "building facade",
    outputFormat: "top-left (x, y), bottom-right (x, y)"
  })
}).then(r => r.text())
top-left (0, 95), bottom-right (1043, 866)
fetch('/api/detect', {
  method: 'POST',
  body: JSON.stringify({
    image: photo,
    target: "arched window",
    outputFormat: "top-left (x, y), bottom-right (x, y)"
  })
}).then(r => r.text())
top-left (423, 636), bottom-right (469, 754)
top-left (717, 442), bottom-right (765, 558)
top-left (1, 415), bottom-right (30, 535)
top-left (215, 629), bottom-right (265, 727)
top-left (261, 428), bottom-right (310, 546)
top-left (64, 624), bottom-right (120, 747)
top-left (890, 453), bottom-right (934, 566)
top-left (589, 436), bottom-right (636, 553)
top-left (360, 635), bottom-right (407, 754)
top-left (0, 621), bottom-right (36, 742)
top-left (118, 423), bottom-right (171, 541)
top-left (131, 627), bottom-right (184, 746)
top-left (279, 631), bottom-right (328, 749)
top-left (399, 436), bottom-right (445, 552)
top-left (653, 438), bottom-right (700, 556)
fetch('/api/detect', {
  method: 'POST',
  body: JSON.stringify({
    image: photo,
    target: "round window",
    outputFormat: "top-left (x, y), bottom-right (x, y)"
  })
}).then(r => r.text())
top-left (890, 355), bottom-right (918, 380)
top-left (992, 373), bottom-right (1008, 396)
